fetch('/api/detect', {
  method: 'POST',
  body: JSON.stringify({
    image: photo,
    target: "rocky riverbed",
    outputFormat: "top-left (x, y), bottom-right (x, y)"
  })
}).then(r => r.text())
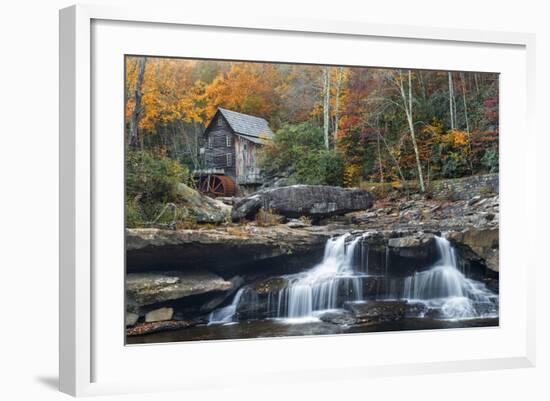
top-left (126, 179), bottom-right (499, 340)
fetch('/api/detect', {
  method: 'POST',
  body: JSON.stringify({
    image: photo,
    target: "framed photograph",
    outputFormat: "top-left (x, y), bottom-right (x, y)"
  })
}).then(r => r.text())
top-left (60, 4), bottom-right (536, 396)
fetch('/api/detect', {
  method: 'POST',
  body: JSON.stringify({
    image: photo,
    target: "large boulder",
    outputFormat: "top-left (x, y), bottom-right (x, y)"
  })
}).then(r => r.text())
top-left (447, 228), bottom-right (499, 272)
top-left (145, 307), bottom-right (174, 322)
top-left (176, 183), bottom-right (231, 224)
top-left (232, 185), bottom-right (374, 221)
top-left (126, 270), bottom-right (233, 307)
top-left (387, 234), bottom-right (436, 258)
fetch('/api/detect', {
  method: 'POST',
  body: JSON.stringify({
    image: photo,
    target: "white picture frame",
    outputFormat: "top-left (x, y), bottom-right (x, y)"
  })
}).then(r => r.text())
top-left (59, 4), bottom-right (536, 397)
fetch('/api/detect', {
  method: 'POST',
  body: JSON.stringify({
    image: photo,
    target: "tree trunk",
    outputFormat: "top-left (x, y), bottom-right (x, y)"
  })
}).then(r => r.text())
top-left (397, 70), bottom-right (425, 192)
top-left (378, 124), bottom-right (406, 185)
top-left (128, 57), bottom-right (147, 148)
top-left (448, 71), bottom-right (455, 130)
top-left (333, 67), bottom-right (343, 146)
top-left (460, 72), bottom-right (474, 172)
top-left (322, 67), bottom-right (330, 149)
top-left (376, 118), bottom-right (384, 183)
top-left (460, 72), bottom-right (470, 133)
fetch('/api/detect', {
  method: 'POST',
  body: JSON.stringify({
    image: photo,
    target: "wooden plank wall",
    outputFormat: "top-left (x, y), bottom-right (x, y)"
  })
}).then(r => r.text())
top-left (235, 136), bottom-right (261, 183)
top-left (204, 114), bottom-right (236, 178)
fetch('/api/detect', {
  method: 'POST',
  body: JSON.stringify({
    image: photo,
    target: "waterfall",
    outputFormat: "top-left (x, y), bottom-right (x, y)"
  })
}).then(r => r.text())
top-left (391, 236), bottom-right (498, 319)
top-left (207, 288), bottom-right (246, 325)
top-left (207, 233), bottom-right (498, 325)
top-left (276, 234), bottom-right (366, 319)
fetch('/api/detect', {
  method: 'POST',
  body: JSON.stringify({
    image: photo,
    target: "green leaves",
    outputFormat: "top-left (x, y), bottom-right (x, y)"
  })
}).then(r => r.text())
top-left (261, 121), bottom-right (343, 186)
top-left (126, 150), bottom-right (190, 226)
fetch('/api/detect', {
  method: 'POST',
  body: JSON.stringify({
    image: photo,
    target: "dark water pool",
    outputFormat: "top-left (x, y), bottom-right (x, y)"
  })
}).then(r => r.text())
top-left (127, 317), bottom-right (498, 345)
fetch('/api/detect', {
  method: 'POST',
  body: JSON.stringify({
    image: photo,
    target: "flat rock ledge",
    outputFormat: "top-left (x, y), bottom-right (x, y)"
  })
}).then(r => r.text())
top-left (126, 320), bottom-right (198, 336)
top-left (127, 270), bottom-right (233, 307)
top-left (126, 226), bottom-right (330, 273)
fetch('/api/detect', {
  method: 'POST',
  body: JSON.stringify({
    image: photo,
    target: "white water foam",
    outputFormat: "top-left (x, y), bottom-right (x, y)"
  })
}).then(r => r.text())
top-left (208, 233), bottom-right (498, 325)
top-left (393, 236), bottom-right (498, 320)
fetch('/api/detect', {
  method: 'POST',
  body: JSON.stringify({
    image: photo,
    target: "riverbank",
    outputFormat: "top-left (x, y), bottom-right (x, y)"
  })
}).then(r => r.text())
top-left (126, 176), bottom-right (499, 340)
top-left (127, 317), bottom-right (499, 344)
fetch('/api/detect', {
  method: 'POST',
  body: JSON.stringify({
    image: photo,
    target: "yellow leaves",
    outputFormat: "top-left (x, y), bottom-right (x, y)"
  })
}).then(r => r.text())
top-left (126, 57), bottom-right (207, 131)
top-left (447, 130), bottom-right (469, 147)
top-left (343, 161), bottom-right (362, 187)
top-left (421, 119), bottom-right (444, 137)
top-left (421, 120), bottom-right (470, 151)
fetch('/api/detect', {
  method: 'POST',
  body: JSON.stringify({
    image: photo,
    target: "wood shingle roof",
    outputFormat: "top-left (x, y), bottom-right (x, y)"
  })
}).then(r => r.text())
top-left (217, 107), bottom-right (274, 144)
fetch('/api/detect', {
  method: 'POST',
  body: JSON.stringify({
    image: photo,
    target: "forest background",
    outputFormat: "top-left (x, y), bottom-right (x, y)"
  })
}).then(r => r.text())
top-left (124, 57), bottom-right (498, 226)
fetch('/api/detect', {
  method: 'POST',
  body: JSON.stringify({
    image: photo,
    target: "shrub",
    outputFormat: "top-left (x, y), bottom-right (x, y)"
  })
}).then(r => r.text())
top-left (261, 121), bottom-right (344, 186)
top-left (126, 150), bottom-right (190, 226)
top-left (255, 208), bottom-right (284, 227)
top-left (126, 150), bottom-right (190, 203)
top-left (125, 198), bottom-right (144, 228)
top-left (481, 149), bottom-right (499, 173)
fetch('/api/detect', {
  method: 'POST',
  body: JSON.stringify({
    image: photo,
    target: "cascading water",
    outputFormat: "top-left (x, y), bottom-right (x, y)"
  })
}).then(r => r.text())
top-left (390, 236), bottom-right (497, 319)
top-left (207, 288), bottom-right (246, 325)
top-left (276, 234), bottom-right (366, 319)
top-left (208, 233), bottom-right (498, 325)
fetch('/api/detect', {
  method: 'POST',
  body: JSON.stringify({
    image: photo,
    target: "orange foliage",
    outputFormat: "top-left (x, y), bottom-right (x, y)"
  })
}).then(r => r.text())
top-left (203, 63), bottom-right (281, 121)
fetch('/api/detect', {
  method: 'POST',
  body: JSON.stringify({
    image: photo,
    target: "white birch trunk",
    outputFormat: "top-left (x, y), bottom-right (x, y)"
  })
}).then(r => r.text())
top-left (397, 70), bottom-right (425, 192)
top-left (460, 72), bottom-right (470, 133)
top-left (448, 71), bottom-right (455, 130)
top-left (333, 67), bottom-right (343, 145)
top-left (322, 67), bottom-right (331, 149)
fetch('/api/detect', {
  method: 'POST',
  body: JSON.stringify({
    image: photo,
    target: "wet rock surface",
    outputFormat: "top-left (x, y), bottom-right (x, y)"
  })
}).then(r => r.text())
top-left (126, 319), bottom-right (199, 337)
top-left (344, 301), bottom-right (407, 324)
top-left (126, 181), bottom-right (499, 337)
top-left (318, 310), bottom-right (357, 325)
top-left (127, 317), bottom-right (499, 343)
top-left (447, 228), bottom-right (499, 272)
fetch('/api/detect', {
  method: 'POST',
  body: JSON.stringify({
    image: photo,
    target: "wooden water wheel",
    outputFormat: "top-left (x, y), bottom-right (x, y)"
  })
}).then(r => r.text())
top-left (198, 175), bottom-right (237, 197)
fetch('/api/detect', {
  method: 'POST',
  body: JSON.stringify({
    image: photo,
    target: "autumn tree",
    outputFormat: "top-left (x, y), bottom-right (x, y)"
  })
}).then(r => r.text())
top-left (127, 56), bottom-right (147, 148)
top-left (203, 62), bottom-right (282, 124)
top-left (124, 56), bottom-right (499, 187)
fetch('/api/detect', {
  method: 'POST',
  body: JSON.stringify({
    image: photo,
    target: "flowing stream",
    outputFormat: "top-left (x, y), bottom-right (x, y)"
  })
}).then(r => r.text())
top-left (209, 233), bottom-right (498, 325)
top-left (387, 236), bottom-right (498, 319)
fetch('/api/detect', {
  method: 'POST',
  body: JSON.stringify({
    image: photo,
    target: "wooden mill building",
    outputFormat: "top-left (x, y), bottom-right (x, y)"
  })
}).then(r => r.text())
top-left (197, 107), bottom-right (274, 196)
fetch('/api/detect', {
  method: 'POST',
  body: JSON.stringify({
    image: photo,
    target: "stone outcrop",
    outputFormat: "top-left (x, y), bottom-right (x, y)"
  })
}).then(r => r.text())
top-left (344, 301), bottom-right (407, 324)
top-left (125, 178), bottom-right (500, 337)
top-left (125, 312), bottom-right (139, 327)
top-left (126, 226), bottom-right (330, 274)
top-left (429, 173), bottom-right (498, 201)
top-left (318, 310), bottom-right (357, 325)
top-left (388, 234), bottom-right (436, 258)
top-left (126, 271), bottom-right (234, 307)
top-left (176, 183), bottom-right (231, 224)
top-left (145, 307), bottom-right (174, 322)
top-left (127, 319), bottom-right (197, 336)
top-left (447, 228), bottom-right (499, 272)
top-left (232, 185), bottom-right (373, 221)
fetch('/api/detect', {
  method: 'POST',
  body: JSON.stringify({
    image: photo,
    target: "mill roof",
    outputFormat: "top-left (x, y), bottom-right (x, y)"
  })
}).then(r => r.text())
top-left (209, 107), bottom-right (274, 144)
